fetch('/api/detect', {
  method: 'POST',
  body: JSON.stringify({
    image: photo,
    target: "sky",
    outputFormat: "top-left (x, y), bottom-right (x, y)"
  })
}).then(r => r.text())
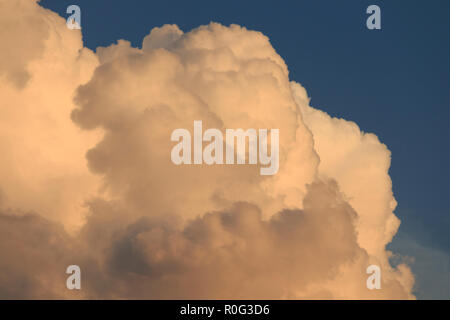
top-left (1, 0), bottom-right (448, 299)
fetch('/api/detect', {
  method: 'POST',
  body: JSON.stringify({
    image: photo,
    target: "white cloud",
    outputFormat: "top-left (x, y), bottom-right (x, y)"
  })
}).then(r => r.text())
top-left (0, 1), bottom-right (415, 299)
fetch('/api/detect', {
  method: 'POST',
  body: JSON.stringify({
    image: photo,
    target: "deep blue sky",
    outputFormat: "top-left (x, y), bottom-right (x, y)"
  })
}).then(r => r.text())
top-left (40, 0), bottom-right (450, 299)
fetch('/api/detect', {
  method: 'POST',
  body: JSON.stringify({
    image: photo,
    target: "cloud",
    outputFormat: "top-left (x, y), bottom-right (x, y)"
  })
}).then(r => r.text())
top-left (79, 181), bottom-right (374, 299)
top-left (291, 81), bottom-right (403, 272)
top-left (0, 0), bottom-right (101, 230)
top-left (0, 0), bottom-right (414, 299)
top-left (0, 210), bottom-right (78, 299)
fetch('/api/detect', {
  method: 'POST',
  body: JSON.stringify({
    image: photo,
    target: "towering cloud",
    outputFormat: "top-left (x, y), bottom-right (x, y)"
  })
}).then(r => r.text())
top-left (0, 0), bottom-right (414, 299)
top-left (0, 0), bottom-right (101, 231)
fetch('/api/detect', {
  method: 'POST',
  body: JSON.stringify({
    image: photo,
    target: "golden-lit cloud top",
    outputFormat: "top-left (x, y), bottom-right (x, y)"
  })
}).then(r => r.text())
top-left (0, 0), bottom-right (414, 299)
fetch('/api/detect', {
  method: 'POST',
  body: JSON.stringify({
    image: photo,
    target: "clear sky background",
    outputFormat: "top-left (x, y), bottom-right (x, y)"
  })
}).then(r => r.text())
top-left (40, 0), bottom-right (450, 299)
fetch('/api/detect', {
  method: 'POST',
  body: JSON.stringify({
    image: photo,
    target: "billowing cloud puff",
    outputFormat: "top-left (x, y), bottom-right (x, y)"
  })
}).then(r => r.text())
top-left (0, 0), bottom-right (414, 299)
top-left (0, 0), bottom-right (101, 230)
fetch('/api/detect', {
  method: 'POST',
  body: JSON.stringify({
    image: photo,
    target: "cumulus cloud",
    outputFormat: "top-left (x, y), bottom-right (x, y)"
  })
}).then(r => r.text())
top-left (79, 181), bottom-right (369, 298)
top-left (0, 0), bottom-right (101, 231)
top-left (0, 210), bottom-right (75, 299)
top-left (0, 0), bottom-right (414, 299)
